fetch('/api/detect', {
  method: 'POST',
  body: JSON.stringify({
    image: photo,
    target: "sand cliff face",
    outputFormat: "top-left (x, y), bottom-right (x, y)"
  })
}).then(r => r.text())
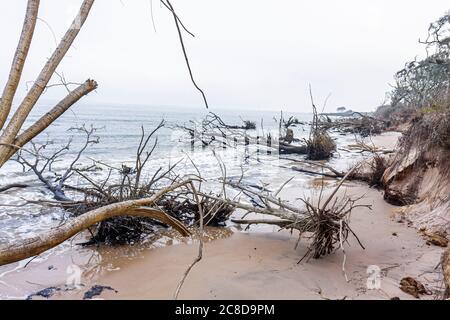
top-left (382, 113), bottom-right (450, 235)
top-left (381, 112), bottom-right (450, 296)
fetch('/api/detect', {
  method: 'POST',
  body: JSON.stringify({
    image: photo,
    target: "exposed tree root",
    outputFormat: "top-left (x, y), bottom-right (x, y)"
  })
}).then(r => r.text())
top-left (0, 0), bottom-right (96, 168)
top-left (0, 181), bottom-right (192, 267)
top-left (214, 165), bottom-right (368, 261)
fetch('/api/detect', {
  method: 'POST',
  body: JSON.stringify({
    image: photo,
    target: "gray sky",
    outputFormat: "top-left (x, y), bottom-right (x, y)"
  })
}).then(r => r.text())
top-left (0, 0), bottom-right (449, 112)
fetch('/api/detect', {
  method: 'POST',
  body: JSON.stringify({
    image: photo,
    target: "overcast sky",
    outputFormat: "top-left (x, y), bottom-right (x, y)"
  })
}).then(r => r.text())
top-left (0, 0), bottom-right (449, 112)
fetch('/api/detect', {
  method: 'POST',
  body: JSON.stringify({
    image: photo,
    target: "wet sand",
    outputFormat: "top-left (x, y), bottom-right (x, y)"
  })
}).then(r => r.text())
top-left (66, 186), bottom-right (445, 299)
top-left (0, 131), bottom-right (445, 300)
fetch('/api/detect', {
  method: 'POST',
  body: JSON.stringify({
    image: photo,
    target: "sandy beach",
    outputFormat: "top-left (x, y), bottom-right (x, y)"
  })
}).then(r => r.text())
top-left (0, 132), bottom-right (445, 300)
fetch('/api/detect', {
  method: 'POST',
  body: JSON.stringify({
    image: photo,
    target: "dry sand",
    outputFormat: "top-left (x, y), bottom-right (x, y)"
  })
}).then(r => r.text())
top-left (0, 132), bottom-right (446, 300)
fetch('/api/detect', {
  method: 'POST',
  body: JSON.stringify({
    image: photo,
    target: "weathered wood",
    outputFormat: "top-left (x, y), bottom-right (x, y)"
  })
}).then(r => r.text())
top-left (443, 249), bottom-right (450, 299)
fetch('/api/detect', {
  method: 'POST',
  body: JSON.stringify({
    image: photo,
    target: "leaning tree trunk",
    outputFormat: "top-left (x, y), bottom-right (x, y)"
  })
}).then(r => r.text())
top-left (443, 249), bottom-right (450, 299)
top-left (0, 0), bottom-right (96, 168)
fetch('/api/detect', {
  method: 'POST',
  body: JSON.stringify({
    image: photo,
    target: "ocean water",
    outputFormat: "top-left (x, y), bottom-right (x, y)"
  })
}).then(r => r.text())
top-left (0, 103), bottom-right (361, 243)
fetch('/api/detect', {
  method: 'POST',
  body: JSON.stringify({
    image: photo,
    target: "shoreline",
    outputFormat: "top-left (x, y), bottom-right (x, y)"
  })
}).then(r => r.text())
top-left (0, 132), bottom-right (445, 300)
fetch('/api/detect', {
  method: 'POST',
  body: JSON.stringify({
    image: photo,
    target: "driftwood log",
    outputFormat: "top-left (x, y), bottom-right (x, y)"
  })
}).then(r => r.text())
top-left (0, 181), bottom-right (191, 267)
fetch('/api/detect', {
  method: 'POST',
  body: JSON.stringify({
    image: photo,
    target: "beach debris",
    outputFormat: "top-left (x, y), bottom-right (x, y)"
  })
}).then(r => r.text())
top-left (14, 125), bottom-right (100, 202)
top-left (305, 86), bottom-right (336, 160)
top-left (442, 249), bottom-right (450, 299)
top-left (8, 122), bottom-right (228, 246)
top-left (83, 285), bottom-right (118, 300)
top-left (203, 112), bottom-right (256, 130)
top-left (0, 121), bottom-right (238, 266)
top-left (305, 130), bottom-right (335, 160)
top-left (0, 180), bottom-right (193, 266)
top-left (319, 113), bottom-right (387, 137)
top-left (161, 0), bottom-right (209, 109)
top-left (399, 277), bottom-right (431, 298)
top-left (0, 183), bottom-right (29, 193)
top-left (282, 116), bottom-right (304, 128)
top-left (26, 287), bottom-right (61, 300)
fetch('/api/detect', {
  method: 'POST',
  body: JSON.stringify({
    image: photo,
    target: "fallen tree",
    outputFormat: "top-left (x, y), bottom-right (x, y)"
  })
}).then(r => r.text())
top-left (177, 108), bottom-right (333, 157)
top-left (375, 12), bottom-right (450, 130)
top-left (304, 86), bottom-right (336, 160)
top-left (6, 122), bottom-right (233, 246)
top-left (282, 147), bottom-right (390, 188)
top-left (319, 113), bottom-right (387, 137)
top-left (0, 180), bottom-right (192, 266)
top-left (204, 163), bottom-right (368, 263)
top-left (13, 125), bottom-right (99, 202)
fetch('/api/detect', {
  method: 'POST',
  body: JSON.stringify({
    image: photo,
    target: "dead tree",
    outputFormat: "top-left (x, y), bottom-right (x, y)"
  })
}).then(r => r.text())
top-left (319, 114), bottom-right (387, 137)
top-left (0, 0), bottom-right (97, 168)
top-left (14, 125), bottom-right (99, 201)
top-left (0, 184), bottom-right (29, 193)
top-left (8, 122), bottom-right (232, 246)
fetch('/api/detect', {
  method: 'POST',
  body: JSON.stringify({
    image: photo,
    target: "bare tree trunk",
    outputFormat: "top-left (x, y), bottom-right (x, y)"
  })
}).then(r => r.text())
top-left (0, 181), bottom-right (192, 267)
top-left (0, 0), bottom-right (40, 130)
top-left (0, 0), bottom-right (96, 168)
